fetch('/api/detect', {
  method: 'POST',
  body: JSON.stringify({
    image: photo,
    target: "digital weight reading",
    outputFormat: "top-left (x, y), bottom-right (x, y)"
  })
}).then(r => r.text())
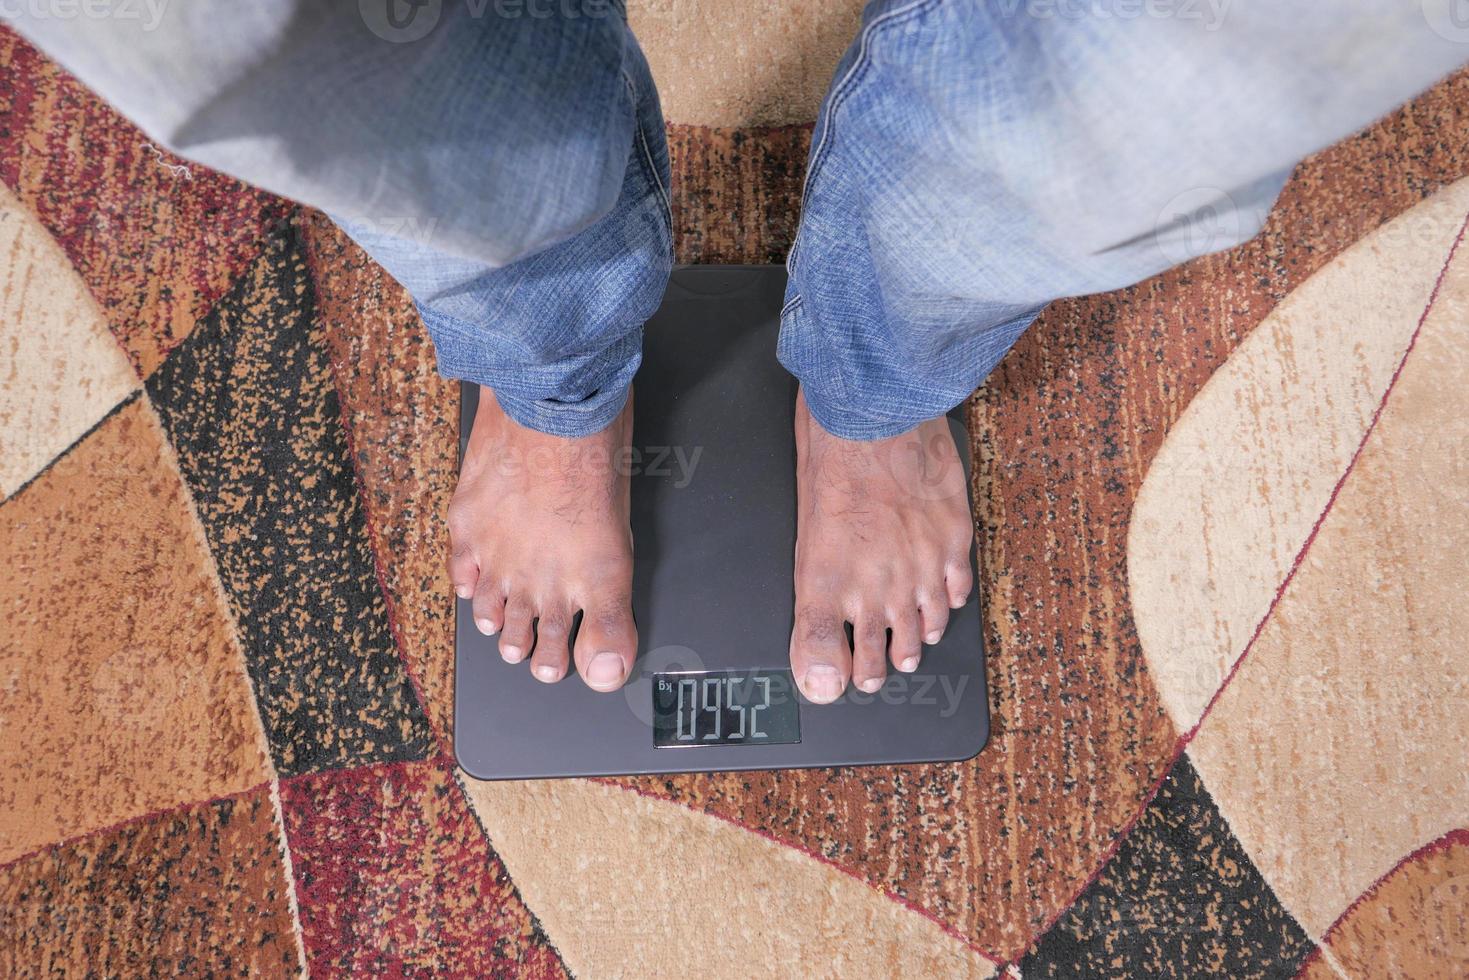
top-left (651, 669), bottom-right (801, 748)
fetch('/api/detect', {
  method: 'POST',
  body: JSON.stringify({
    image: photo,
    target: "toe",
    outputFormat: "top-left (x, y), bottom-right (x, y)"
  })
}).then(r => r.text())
top-left (850, 616), bottom-right (888, 693)
top-left (574, 598), bottom-right (637, 693)
top-left (789, 605), bottom-right (851, 704)
top-left (918, 585), bottom-right (950, 645)
top-left (529, 605), bottom-right (572, 683)
top-left (889, 606), bottom-right (922, 673)
top-left (499, 594), bottom-right (535, 665)
top-left (471, 573), bottom-right (504, 637)
top-left (945, 557), bottom-right (974, 609)
top-left (448, 544), bottom-right (479, 601)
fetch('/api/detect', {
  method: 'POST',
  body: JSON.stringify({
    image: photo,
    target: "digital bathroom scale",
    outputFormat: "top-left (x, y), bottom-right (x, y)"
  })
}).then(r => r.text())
top-left (454, 266), bottom-right (989, 780)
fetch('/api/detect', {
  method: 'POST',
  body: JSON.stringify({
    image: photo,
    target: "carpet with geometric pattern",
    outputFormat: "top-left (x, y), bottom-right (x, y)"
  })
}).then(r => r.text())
top-left (1, 17), bottom-right (1467, 978)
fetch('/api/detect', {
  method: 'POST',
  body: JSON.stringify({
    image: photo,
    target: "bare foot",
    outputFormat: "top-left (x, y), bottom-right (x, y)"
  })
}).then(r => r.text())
top-left (790, 390), bottom-right (975, 703)
top-left (447, 386), bottom-right (637, 692)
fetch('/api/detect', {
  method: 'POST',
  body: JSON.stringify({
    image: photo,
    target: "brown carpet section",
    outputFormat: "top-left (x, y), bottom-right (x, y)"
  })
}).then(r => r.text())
top-left (631, 0), bottom-right (863, 127)
top-left (1299, 831), bottom-right (1469, 978)
top-left (0, 29), bottom-right (292, 377)
top-left (668, 123), bottom-right (810, 264)
top-left (0, 786), bottom-right (300, 976)
top-left (279, 759), bottom-right (569, 977)
top-left (0, 397), bottom-right (272, 866)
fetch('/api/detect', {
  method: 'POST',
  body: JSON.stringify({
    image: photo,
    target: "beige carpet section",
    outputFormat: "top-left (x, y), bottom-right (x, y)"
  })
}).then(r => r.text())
top-left (629, 0), bottom-right (862, 126)
top-left (0, 398), bottom-right (274, 864)
top-left (0, 182), bottom-right (139, 498)
top-left (459, 775), bottom-right (998, 979)
top-left (1127, 177), bottom-right (1469, 729)
top-left (1186, 226), bottom-right (1469, 937)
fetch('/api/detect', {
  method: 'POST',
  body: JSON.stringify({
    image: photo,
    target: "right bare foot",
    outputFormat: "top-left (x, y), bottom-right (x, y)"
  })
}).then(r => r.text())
top-left (789, 390), bottom-right (974, 703)
top-left (447, 386), bottom-right (638, 692)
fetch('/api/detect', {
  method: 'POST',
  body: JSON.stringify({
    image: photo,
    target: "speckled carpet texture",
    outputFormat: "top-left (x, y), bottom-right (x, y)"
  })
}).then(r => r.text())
top-left (2, 8), bottom-right (1468, 977)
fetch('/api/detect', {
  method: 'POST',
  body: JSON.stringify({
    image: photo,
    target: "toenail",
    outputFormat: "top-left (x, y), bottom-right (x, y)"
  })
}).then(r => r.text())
top-left (585, 652), bottom-right (625, 690)
top-left (456, 585), bottom-right (472, 599)
top-left (899, 656), bottom-right (919, 672)
top-left (924, 630), bottom-right (942, 645)
top-left (501, 645), bottom-right (523, 663)
top-left (949, 597), bottom-right (966, 609)
top-left (477, 618), bottom-right (498, 636)
top-left (858, 677), bottom-right (883, 693)
top-left (802, 664), bottom-right (843, 703)
top-left (534, 665), bottom-right (560, 682)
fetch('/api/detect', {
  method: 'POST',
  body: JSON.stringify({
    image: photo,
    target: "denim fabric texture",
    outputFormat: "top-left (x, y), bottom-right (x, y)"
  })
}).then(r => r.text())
top-left (13, 0), bottom-right (1469, 437)
top-left (339, 27), bottom-right (673, 435)
top-left (778, 0), bottom-right (1469, 436)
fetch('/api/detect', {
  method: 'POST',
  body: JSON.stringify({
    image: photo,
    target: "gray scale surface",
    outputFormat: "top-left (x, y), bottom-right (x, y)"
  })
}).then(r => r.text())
top-left (455, 265), bottom-right (989, 780)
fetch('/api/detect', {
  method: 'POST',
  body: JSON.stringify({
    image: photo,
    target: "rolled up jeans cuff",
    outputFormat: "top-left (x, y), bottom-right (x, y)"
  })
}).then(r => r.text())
top-left (435, 348), bottom-right (635, 439)
top-left (796, 374), bottom-right (927, 441)
top-left (491, 385), bottom-right (631, 439)
top-left (778, 293), bottom-right (1043, 441)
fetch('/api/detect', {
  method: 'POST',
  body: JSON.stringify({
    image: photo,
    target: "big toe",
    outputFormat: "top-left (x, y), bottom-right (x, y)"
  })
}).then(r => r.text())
top-left (574, 600), bottom-right (638, 692)
top-left (790, 606), bottom-right (851, 704)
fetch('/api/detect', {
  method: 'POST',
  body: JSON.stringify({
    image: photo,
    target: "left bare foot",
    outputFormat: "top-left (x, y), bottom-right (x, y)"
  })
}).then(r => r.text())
top-left (447, 386), bottom-right (637, 692)
top-left (789, 389), bottom-right (974, 703)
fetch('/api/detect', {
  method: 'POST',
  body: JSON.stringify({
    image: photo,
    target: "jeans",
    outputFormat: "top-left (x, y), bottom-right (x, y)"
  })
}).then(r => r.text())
top-left (12, 1), bottom-right (1468, 438)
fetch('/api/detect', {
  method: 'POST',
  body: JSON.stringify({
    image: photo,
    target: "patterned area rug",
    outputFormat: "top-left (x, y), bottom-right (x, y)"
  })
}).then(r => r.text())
top-left (3, 15), bottom-right (1468, 977)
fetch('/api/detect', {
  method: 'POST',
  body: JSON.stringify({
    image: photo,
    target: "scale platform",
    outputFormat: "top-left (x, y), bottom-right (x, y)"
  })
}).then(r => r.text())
top-left (454, 266), bottom-right (989, 780)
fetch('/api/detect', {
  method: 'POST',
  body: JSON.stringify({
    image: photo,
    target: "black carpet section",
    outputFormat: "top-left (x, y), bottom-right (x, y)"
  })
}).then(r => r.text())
top-left (1019, 754), bottom-right (1315, 979)
top-left (145, 224), bottom-right (435, 776)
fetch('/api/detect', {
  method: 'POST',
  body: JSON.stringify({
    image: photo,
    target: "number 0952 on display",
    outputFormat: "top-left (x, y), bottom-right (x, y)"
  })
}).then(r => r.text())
top-left (650, 669), bottom-right (801, 748)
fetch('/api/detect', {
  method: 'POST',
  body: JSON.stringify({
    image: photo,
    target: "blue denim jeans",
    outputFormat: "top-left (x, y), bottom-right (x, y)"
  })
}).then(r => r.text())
top-left (14, 1), bottom-right (1468, 437)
